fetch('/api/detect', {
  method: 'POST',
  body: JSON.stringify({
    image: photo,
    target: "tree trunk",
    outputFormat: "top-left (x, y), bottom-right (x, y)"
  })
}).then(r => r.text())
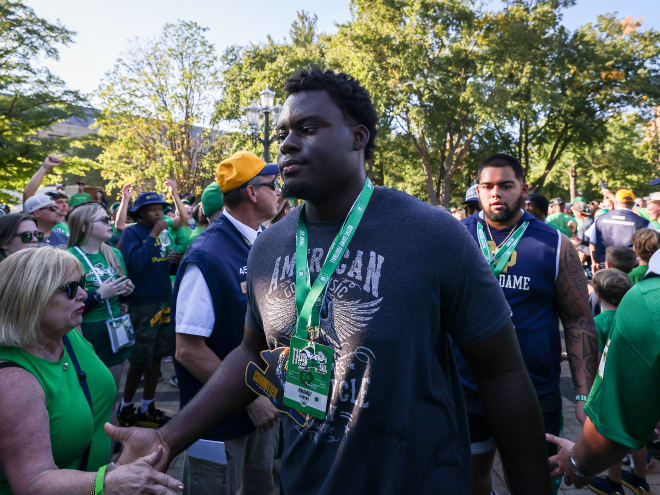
top-left (569, 163), bottom-right (577, 200)
top-left (421, 154), bottom-right (438, 205)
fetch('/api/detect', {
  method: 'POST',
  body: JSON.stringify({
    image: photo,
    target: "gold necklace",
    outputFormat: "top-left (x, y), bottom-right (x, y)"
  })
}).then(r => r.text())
top-left (485, 222), bottom-right (516, 251)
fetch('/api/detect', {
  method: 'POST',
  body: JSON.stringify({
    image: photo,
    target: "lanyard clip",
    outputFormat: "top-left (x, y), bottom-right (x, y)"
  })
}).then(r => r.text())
top-left (307, 326), bottom-right (320, 341)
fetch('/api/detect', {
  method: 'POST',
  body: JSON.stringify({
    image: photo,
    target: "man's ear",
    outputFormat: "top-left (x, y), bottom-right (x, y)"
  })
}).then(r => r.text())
top-left (352, 124), bottom-right (370, 153)
top-left (245, 185), bottom-right (259, 204)
top-left (521, 183), bottom-right (530, 200)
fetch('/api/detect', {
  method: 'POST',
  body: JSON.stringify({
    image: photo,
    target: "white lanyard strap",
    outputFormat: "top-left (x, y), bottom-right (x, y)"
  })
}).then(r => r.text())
top-left (74, 246), bottom-right (114, 318)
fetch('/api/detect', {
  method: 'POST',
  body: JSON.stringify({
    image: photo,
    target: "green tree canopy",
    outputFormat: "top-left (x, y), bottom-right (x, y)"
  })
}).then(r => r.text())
top-left (0, 0), bottom-right (91, 203)
top-left (95, 20), bottom-right (225, 196)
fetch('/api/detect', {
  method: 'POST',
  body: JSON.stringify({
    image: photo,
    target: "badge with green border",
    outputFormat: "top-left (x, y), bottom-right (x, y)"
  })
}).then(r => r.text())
top-left (283, 336), bottom-right (334, 420)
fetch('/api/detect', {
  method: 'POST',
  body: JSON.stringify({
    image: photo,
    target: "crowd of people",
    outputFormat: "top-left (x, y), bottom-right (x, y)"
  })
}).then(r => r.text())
top-left (0, 67), bottom-right (658, 495)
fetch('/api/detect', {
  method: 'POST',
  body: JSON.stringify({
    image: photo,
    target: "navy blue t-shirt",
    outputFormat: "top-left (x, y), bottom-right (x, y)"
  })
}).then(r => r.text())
top-left (120, 223), bottom-right (171, 304)
top-left (245, 187), bottom-right (511, 495)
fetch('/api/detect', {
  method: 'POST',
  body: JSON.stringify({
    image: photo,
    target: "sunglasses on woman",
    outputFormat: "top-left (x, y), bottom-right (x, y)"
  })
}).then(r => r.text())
top-left (93, 216), bottom-right (113, 225)
top-left (59, 275), bottom-right (86, 299)
top-left (13, 231), bottom-right (44, 243)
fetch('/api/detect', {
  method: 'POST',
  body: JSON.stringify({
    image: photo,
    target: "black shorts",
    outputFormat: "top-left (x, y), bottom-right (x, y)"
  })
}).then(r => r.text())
top-left (465, 388), bottom-right (562, 455)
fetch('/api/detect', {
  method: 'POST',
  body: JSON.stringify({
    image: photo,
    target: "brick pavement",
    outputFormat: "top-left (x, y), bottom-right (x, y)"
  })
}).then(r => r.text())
top-left (123, 356), bottom-right (659, 493)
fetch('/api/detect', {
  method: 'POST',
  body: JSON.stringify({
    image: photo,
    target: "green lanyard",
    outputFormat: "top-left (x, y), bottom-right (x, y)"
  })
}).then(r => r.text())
top-left (295, 178), bottom-right (374, 340)
top-left (476, 220), bottom-right (529, 277)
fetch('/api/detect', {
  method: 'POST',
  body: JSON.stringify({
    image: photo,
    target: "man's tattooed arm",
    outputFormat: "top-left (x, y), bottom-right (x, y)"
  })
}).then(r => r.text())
top-left (555, 235), bottom-right (598, 400)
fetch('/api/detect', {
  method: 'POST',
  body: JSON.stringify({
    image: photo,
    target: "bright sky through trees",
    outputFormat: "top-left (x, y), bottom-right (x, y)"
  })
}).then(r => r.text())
top-left (25, 0), bottom-right (660, 95)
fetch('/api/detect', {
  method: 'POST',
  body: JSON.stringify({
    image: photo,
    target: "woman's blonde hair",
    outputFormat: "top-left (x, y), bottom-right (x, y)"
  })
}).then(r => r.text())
top-left (0, 247), bottom-right (83, 348)
top-left (67, 203), bottom-right (124, 276)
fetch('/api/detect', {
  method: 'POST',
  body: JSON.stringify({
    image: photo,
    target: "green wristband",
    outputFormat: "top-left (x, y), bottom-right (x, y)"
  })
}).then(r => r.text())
top-left (94, 465), bottom-right (107, 495)
top-left (575, 394), bottom-right (588, 402)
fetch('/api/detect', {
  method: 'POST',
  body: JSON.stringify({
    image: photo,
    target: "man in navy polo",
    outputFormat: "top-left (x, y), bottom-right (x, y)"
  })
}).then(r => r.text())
top-left (172, 151), bottom-right (280, 495)
top-left (587, 188), bottom-right (649, 273)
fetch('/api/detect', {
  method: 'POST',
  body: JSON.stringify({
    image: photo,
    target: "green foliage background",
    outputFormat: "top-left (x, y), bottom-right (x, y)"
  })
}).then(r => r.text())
top-left (2, 1), bottom-right (659, 206)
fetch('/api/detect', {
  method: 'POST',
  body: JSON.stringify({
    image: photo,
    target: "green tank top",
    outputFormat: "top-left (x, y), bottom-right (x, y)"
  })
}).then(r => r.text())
top-left (0, 330), bottom-right (116, 494)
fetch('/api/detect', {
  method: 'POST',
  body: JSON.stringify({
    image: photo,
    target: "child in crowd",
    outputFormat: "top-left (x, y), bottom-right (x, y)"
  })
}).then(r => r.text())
top-left (588, 269), bottom-right (650, 495)
top-left (604, 245), bottom-right (637, 273)
top-left (117, 192), bottom-right (176, 428)
top-left (629, 228), bottom-right (660, 284)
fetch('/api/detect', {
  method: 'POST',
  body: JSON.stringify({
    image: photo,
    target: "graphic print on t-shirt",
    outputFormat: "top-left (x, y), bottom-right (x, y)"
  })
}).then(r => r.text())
top-left (86, 262), bottom-right (117, 289)
top-left (265, 247), bottom-right (384, 443)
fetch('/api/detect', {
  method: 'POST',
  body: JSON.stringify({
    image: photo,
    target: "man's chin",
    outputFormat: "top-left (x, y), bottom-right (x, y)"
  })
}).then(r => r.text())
top-left (484, 208), bottom-right (512, 223)
top-left (281, 180), bottom-right (310, 201)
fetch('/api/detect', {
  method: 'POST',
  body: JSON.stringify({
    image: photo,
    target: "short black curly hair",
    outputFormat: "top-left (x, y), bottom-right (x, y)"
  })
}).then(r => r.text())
top-left (284, 67), bottom-right (378, 160)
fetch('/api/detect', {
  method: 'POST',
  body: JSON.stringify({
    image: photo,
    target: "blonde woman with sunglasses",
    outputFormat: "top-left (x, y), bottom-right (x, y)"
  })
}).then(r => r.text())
top-left (67, 203), bottom-right (135, 391)
top-left (0, 247), bottom-right (183, 494)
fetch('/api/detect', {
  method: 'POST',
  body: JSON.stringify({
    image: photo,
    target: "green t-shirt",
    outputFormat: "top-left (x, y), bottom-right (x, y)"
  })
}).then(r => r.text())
top-left (185, 225), bottom-right (205, 251)
top-left (51, 221), bottom-right (70, 237)
top-left (628, 264), bottom-right (648, 285)
top-left (0, 330), bottom-right (116, 494)
top-left (594, 310), bottom-right (616, 354)
top-left (68, 192), bottom-right (92, 207)
top-left (163, 216), bottom-right (191, 254)
top-left (585, 276), bottom-right (660, 449)
top-left (636, 207), bottom-right (660, 230)
top-left (108, 226), bottom-right (122, 247)
top-left (595, 208), bottom-right (610, 218)
top-left (68, 247), bottom-right (126, 322)
top-left (546, 212), bottom-right (576, 237)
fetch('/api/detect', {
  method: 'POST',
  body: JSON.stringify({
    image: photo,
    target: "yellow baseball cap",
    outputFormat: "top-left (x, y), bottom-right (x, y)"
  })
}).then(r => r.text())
top-left (215, 151), bottom-right (279, 193)
top-left (615, 188), bottom-right (635, 202)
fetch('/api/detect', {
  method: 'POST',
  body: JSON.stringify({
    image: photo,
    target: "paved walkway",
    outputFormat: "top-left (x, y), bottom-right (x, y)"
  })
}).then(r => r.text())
top-left (121, 356), bottom-right (659, 493)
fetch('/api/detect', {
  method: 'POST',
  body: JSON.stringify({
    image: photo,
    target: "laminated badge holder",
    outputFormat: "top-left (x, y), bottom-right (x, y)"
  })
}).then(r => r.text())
top-left (245, 179), bottom-right (374, 427)
top-left (74, 247), bottom-right (135, 353)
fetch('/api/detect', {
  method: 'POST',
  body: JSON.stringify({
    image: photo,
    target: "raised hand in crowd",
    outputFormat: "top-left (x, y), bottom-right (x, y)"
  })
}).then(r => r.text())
top-left (115, 183), bottom-right (133, 231)
top-left (23, 155), bottom-right (63, 201)
top-left (43, 155), bottom-right (62, 170)
top-left (164, 178), bottom-right (188, 229)
top-left (164, 178), bottom-right (178, 196)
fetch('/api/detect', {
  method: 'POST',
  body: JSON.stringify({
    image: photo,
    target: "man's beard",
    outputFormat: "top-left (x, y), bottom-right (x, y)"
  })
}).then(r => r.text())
top-left (484, 195), bottom-right (524, 223)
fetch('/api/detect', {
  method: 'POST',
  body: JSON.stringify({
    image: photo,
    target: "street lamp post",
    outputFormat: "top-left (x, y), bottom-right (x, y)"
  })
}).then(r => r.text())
top-left (246, 86), bottom-right (281, 162)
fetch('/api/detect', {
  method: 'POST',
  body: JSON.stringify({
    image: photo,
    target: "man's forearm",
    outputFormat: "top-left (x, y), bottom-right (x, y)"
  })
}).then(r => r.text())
top-left (478, 368), bottom-right (551, 494)
top-left (116, 198), bottom-right (129, 230)
top-left (564, 321), bottom-right (598, 397)
top-left (23, 166), bottom-right (48, 201)
top-left (160, 338), bottom-right (260, 455)
top-left (175, 337), bottom-right (222, 383)
top-left (572, 417), bottom-right (629, 477)
top-left (557, 237), bottom-right (598, 396)
top-left (171, 194), bottom-right (187, 230)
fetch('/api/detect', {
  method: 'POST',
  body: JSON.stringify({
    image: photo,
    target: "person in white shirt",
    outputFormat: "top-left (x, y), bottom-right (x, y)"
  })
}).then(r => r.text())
top-left (172, 151), bottom-right (281, 495)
